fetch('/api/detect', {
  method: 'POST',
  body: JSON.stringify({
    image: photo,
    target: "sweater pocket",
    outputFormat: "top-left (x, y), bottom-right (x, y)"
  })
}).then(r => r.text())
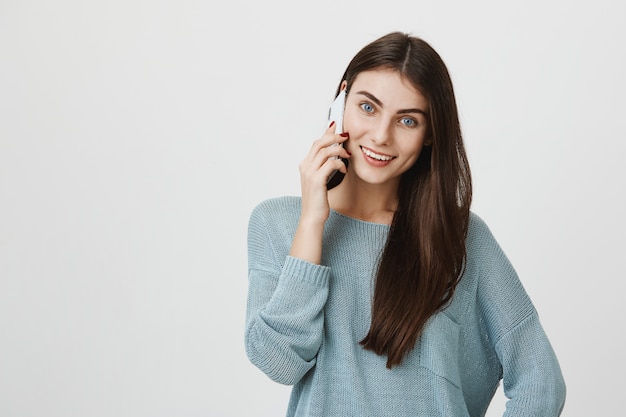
top-left (418, 311), bottom-right (462, 389)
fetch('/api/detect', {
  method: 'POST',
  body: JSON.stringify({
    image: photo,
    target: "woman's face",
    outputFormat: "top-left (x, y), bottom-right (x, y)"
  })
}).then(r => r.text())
top-left (341, 68), bottom-right (430, 187)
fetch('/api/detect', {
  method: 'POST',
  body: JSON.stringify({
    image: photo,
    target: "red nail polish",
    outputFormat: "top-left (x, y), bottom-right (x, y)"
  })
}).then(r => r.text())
top-left (329, 121), bottom-right (335, 128)
top-left (340, 132), bottom-right (349, 137)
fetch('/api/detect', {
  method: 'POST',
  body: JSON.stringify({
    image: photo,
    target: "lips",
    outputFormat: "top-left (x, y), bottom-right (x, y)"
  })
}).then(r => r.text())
top-left (361, 146), bottom-right (395, 162)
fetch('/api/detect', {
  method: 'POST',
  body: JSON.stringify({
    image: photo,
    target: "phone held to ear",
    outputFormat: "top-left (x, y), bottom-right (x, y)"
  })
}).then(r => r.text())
top-left (328, 89), bottom-right (346, 134)
top-left (327, 90), bottom-right (346, 185)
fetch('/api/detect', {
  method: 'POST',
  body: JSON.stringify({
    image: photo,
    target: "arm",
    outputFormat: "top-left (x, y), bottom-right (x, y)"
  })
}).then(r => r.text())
top-left (244, 204), bottom-right (330, 385)
top-left (245, 123), bottom-right (350, 385)
top-left (473, 217), bottom-right (566, 416)
top-left (289, 121), bottom-right (350, 264)
top-left (495, 312), bottom-right (566, 416)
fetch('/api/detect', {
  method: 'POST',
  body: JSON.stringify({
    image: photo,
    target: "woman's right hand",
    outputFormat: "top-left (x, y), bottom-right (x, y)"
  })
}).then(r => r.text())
top-left (298, 122), bottom-right (351, 225)
top-left (289, 122), bottom-right (350, 264)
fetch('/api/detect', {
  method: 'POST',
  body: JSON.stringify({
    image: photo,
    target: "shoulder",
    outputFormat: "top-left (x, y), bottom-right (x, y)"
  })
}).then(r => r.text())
top-left (249, 196), bottom-right (301, 224)
top-left (251, 195), bottom-right (301, 214)
top-left (466, 211), bottom-right (503, 256)
top-left (247, 196), bottom-right (301, 265)
top-left (463, 211), bottom-right (520, 295)
top-left (465, 210), bottom-right (515, 269)
top-left (467, 211), bottom-right (492, 240)
top-left (464, 212), bottom-right (535, 333)
top-left (248, 196), bottom-right (302, 242)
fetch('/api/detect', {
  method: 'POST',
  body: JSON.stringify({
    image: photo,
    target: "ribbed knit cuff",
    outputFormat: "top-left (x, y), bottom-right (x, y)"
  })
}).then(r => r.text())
top-left (281, 255), bottom-right (330, 287)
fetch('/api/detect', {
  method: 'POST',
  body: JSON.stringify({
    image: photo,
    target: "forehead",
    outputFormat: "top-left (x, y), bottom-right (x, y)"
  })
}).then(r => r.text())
top-left (350, 68), bottom-right (428, 109)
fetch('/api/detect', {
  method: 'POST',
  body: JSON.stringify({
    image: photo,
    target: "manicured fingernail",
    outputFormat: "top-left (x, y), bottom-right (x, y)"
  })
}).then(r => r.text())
top-left (340, 132), bottom-right (349, 137)
top-left (329, 121), bottom-right (335, 128)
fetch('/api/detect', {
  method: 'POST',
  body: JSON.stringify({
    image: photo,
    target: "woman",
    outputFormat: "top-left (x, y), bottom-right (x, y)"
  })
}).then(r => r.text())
top-left (245, 31), bottom-right (566, 416)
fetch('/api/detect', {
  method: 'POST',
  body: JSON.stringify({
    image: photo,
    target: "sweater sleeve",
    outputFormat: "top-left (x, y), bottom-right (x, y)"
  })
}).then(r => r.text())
top-left (472, 217), bottom-right (566, 416)
top-left (495, 312), bottom-right (566, 416)
top-left (244, 202), bottom-right (330, 385)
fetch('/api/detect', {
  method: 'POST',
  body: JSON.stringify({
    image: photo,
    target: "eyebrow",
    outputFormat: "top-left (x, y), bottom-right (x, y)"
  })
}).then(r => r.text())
top-left (355, 90), bottom-right (428, 116)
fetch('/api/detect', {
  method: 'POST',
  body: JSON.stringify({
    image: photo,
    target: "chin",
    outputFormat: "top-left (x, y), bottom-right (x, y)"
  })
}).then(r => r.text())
top-left (351, 171), bottom-right (398, 186)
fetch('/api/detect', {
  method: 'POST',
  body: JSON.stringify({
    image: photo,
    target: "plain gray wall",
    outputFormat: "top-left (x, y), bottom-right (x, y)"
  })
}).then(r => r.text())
top-left (1, 0), bottom-right (624, 416)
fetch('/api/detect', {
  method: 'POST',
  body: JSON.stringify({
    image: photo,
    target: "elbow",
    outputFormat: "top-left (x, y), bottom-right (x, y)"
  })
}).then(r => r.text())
top-left (547, 370), bottom-right (567, 415)
top-left (537, 355), bottom-right (566, 414)
top-left (504, 374), bottom-right (567, 416)
top-left (244, 323), bottom-right (315, 386)
top-left (526, 369), bottom-right (567, 415)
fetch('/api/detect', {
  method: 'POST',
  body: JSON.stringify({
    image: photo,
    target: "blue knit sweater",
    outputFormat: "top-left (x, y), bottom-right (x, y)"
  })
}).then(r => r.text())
top-left (245, 196), bottom-right (566, 416)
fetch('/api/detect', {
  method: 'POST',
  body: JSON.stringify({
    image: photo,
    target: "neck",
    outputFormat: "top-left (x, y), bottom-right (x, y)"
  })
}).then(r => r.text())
top-left (328, 172), bottom-right (400, 225)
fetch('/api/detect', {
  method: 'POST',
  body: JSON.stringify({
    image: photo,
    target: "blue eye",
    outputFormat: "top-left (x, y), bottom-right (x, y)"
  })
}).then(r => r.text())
top-left (401, 117), bottom-right (417, 127)
top-left (360, 102), bottom-right (374, 113)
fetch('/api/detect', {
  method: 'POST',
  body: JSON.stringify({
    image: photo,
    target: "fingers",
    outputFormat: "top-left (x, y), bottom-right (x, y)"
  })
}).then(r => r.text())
top-left (309, 123), bottom-right (350, 154)
top-left (314, 142), bottom-right (351, 164)
top-left (307, 138), bottom-right (350, 168)
top-left (296, 124), bottom-right (350, 224)
top-left (299, 130), bottom-right (351, 185)
top-left (300, 148), bottom-right (348, 180)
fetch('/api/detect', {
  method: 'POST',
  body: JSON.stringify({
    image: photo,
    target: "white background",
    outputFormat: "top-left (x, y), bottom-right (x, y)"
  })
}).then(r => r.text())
top-left (1, 0), bottom-right (624, 416)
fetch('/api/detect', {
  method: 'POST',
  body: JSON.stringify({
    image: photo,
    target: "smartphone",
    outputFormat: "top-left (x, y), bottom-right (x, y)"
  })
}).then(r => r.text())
top-left (327, 90), bottom-right (346, 185)
top-left (328, 89), bottom-right (346, 134)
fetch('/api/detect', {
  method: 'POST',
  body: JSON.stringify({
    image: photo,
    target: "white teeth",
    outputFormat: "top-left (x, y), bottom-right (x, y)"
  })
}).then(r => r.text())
top-left (362, 147), bottom-right (394, 161)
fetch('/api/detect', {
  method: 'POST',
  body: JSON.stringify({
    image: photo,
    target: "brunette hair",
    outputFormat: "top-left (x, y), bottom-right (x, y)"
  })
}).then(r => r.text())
top-left (334, 32), bottom-right (472, 368)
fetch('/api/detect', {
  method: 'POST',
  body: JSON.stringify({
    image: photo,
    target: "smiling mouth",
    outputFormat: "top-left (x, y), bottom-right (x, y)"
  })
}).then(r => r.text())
top-left (361, 146), bottom-right (395, 161)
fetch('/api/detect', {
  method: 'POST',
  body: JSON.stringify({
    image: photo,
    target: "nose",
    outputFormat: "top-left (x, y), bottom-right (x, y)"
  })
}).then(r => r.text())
top-left (371, 117), bottom-right (393, 146)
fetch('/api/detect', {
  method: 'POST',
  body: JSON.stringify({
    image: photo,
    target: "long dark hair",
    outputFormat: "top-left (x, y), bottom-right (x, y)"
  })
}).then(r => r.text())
top-left (334, 32), bottom-right (472, 368)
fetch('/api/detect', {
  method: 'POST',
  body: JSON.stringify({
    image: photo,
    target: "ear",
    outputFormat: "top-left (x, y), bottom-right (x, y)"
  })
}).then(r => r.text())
top-left (340, 80), bottom-right (348, 92)
top-left (424, 136), bottom-right (433, 147)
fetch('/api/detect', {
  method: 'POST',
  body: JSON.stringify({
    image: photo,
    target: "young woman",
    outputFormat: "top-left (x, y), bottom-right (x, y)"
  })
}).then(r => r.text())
top-left (245, 32), bottom-right (566, 416)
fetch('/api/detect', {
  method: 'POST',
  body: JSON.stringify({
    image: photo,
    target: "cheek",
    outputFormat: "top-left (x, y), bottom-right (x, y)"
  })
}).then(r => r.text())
top-left (342, 117), bottom-right (367, 148)
top-left (342, 110), bottom-right (360, 135)
top-left (402, 137), bottom-right (427, 161)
